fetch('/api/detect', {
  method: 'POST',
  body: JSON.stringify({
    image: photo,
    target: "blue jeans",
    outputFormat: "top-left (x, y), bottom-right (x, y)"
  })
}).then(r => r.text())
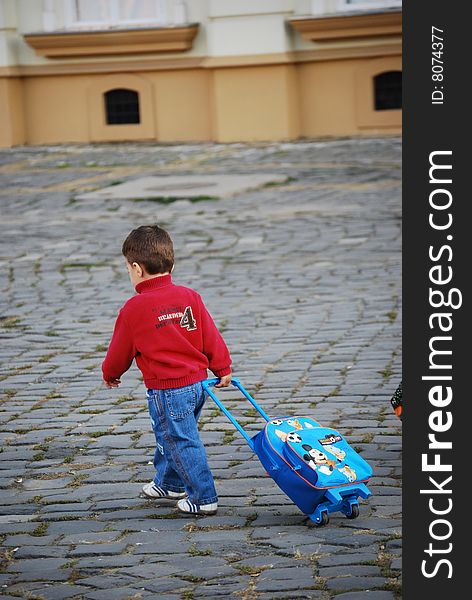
top-left (146, 382), bottom-right (218, 506)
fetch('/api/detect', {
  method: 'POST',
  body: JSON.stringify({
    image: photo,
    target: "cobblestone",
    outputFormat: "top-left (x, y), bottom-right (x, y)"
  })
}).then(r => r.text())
top-left (0, 137), bottom-right (401, 598)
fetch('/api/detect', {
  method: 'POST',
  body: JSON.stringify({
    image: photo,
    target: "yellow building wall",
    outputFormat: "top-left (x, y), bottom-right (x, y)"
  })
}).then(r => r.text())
top-left (298, 59), bottom-right (359, 138)
top-left (0, 77), bottom-right (25, 147)
top-left (148, 69), bottom-right (213, 141)
top-left (286, 64), bottom-right (301, 141)
top-left (19, 69), bottom-right (213, 145)
top-left (2, 55), bottom-right (401, 147)
top-left (298, 56), bottom-right (401, 138)
top-left (23, 75), bottom-right (90, 144)
top-left (213, 64), bottom-right (300, 142)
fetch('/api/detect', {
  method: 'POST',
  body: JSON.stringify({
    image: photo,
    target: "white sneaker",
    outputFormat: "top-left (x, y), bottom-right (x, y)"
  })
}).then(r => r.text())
top-left (177, 498), bottom-right (218, 515)
top-left (142, 482), bottom-right (187, 499)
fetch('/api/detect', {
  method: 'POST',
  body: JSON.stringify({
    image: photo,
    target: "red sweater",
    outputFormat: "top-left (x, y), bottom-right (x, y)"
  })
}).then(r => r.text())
top-left (102, 274), bottom-right (232, 389)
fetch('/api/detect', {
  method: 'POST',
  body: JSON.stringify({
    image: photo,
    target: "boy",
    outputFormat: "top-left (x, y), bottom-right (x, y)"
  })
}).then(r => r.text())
top-left (102, 225), bottom-right (232, 515)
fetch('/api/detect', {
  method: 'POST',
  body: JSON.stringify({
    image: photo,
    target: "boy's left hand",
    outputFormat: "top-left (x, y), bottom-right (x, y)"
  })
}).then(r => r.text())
top-left (104, 377), bottom-right (121, 388)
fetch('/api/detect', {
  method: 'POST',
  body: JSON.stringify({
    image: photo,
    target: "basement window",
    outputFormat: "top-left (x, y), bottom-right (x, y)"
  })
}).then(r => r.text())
top-left (374, 71), bottom-right (402, 110)
top-left (105, 89), bottom-right (140, 125)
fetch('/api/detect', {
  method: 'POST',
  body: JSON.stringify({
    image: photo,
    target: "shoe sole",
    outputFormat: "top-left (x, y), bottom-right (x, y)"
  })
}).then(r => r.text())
top-left (142, 490), bottom-right (187, 500)
top-left (177, 507), bottom-right (218, 516)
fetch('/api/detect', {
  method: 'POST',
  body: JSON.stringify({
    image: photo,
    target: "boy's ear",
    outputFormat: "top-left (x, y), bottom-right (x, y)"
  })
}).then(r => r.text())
top-left (132, 262), bottom-right (144, 277)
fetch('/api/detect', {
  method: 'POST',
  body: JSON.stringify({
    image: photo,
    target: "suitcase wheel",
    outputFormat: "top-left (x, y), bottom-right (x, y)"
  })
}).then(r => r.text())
top-left (345, 504), bottom-right (359, 519)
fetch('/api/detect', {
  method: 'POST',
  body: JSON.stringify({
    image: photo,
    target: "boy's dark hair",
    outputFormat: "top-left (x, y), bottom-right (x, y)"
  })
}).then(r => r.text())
top-left (122, 225), bottom-right (174, 274)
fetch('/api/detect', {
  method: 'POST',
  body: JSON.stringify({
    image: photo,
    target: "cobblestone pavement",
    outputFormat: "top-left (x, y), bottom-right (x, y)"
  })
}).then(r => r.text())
top-left (0, 137), bottom-right (402, 600)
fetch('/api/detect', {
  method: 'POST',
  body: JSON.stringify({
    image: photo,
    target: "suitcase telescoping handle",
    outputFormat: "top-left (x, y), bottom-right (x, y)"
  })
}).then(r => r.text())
top-left (202, 378), bottom-right (270, 451)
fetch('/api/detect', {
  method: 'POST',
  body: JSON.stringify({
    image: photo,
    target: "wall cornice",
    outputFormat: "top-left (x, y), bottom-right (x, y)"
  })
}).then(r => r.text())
top-left (23, 24), bottom-right (199, 58)
top-left (289, 10), bottom-right (402, 42)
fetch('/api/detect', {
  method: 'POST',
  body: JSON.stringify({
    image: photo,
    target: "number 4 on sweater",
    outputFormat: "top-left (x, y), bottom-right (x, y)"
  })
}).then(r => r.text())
top-left (180, 306), bottom-right (197, 331)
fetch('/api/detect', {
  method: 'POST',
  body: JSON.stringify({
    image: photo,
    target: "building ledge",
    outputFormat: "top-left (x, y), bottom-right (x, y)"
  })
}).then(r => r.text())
top-left (23, 24), bottom-right (200, 58)
top-left (289, 10), bottom-right (402, 42)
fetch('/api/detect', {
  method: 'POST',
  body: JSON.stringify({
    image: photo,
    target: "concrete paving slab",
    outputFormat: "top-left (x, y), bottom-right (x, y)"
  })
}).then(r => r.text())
top-left (77, 173), bottom-right (288, 201)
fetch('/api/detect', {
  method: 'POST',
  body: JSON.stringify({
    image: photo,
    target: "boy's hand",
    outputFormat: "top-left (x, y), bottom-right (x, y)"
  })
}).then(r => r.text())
top-left (104, 378), bottom-right (121, 388)
top-left (215, 374), bottom-right (232, 388)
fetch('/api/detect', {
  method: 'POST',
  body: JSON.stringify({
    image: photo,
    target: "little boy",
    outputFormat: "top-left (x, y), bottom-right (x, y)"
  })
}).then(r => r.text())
top-left (102, 225), bottom-right (232, 515)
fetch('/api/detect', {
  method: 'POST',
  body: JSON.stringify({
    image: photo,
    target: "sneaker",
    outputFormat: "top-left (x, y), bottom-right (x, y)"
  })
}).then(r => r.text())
top-left (142, 482), bottom-right (187, 499)
top-left (177, 498), bottom-right (218, 515)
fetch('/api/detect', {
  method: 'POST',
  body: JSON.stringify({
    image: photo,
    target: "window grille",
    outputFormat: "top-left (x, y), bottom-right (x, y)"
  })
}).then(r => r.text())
top-left (374, 71), bottom-right (402, 110)
top-left (105, 89), bottom-right (140, 125)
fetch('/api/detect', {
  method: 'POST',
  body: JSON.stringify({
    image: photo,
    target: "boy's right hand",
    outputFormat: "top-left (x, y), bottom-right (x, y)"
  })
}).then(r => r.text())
top-left (104, 377), bottom-right (121, 388)
top-left (215, 374), bottom-right (232, 388)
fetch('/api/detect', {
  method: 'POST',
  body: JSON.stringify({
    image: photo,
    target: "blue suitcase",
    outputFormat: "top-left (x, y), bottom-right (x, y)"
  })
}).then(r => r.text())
top-left (202, 378), bottom-right (372, 525)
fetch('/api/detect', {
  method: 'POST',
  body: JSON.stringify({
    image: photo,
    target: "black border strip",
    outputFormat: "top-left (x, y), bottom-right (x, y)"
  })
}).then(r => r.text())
top-left (404, 1), bottom-right (467, 596)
